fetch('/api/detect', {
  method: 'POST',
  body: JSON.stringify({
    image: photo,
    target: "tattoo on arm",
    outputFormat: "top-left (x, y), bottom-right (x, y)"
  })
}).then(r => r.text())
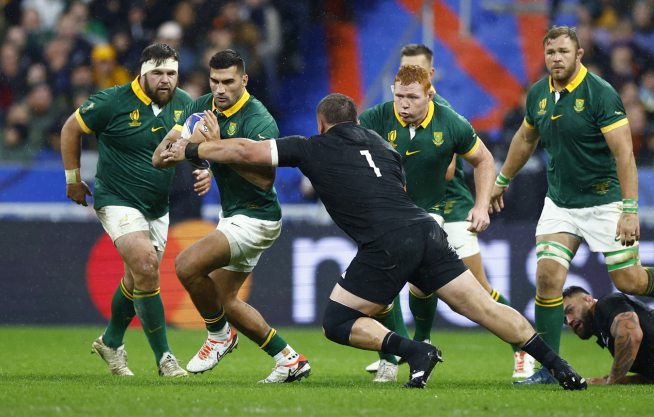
top-left (607, 312), bottom-right (642, 384)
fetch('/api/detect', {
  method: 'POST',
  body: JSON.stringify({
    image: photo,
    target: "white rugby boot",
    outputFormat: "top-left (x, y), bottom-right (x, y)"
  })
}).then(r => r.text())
top-left (512, 351), bottom-right (536, 378)
top-left (91, 336), bottom-right (134, 376)
top-left (258, 353), bottom-right (311, 383)
top-left (372, 360), bottom-right (398, 382)
top-left (187, 327), bottom-right (239, 373)
top-left (158, 352), bottom-right (188, 377)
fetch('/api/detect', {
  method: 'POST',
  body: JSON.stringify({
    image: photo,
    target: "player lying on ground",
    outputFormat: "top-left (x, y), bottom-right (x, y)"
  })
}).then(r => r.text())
top-left (160, 93), bottom-right (587, 390)
top-left (563, 286), bottom-right (653, 384)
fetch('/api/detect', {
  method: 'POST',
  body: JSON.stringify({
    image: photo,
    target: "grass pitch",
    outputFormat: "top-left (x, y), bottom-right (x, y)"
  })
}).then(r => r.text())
top-left (0, 327), bottom-right (651, 416)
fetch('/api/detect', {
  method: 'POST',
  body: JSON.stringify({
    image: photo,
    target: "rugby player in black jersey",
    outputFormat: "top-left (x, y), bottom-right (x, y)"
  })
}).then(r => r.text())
top-left (160, 93), bottom-right (587, 390)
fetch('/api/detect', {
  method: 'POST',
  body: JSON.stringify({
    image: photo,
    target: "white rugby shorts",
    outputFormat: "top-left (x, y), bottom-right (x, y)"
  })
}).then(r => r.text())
top-left (429, 213), bottom-right (445, 227)
top-left (217, 212), bottom-right (281, 273)
top-left (96, 205), bottom-right (169, 252)
top-left (443, 221), bottom-right (480, 259)
top-left (535, 197), bottom-right (634, 253)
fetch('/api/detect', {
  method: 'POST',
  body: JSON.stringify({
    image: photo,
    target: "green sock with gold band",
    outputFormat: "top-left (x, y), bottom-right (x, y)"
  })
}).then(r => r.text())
top-left (491, 289), bottom-right (520, 353)
top-left (103, 278), bottom-right (136, 350)
top-left (391, 296), bottom-right (411, 340)
top-left (534, 295), bottom-right (564, 355)
top-left (133, 287), bottom-right (171, 363)
top-left (409, 289), bottom-right (437, 342)
top-left (643, 267), bottom-right (654, 297)
top-left (203, 307), bottom-right (227, 332)
top-left (373, 303), bottom-right (399, 365)
top-left (259, 328), bottom-right (288, 358)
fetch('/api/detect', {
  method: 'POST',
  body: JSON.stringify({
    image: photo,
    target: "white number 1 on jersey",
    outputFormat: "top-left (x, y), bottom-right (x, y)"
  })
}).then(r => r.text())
top-left (360, 150), bottom-right (381, 177)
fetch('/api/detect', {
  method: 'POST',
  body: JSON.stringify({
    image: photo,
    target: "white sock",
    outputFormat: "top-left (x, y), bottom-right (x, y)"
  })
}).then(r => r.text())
top-left (208, 323), bottom-right (230, 342)
top-left (273, 345), bottom-right (298, 365)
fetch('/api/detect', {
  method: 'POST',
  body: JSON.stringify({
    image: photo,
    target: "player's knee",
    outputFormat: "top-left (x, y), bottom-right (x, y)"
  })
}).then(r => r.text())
top-left (130, 253), bottom-right (159, 282)
top-left (174, 254), bottom-right (194, 286)
top-left (322, 299), bottom-right (367, 346)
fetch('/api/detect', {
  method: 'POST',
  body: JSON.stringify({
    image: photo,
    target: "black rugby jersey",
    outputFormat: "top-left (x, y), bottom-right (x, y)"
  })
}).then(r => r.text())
top-left (275, 122), bottom-right (434, 246)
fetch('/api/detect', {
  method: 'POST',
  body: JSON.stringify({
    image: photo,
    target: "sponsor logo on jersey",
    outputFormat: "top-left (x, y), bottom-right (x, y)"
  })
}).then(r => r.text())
top-left (174, 110), bottom-right (183, 122)
top-left (388, 130), bottom-right (397, 147)
top-left (129, 110), bottom-right (142, 127)
top-left (551, 114), bottom-right (563, 120)
top-left (433, 132), bottom-right (444, 146)
top-left (444, 200), bottom-right (456, 214)
top-left (227, 122), bottom-right (237, 136)
top-left (81, 102), bottom-right (94, 113)
top-left (574, 99), bottom-right (585, 113)
top-left (538, 98), bottom-right (547, 115)
top-left (592, 180), bottom-right (611, 195)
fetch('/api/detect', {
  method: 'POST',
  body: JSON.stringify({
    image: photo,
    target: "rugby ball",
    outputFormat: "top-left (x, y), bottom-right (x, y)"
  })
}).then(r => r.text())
top-left (180, 113), bottom-right (211, 169)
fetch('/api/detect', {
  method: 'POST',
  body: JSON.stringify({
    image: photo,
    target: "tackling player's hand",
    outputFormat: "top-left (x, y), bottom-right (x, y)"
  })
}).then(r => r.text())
top-left (161, 139), bottom-right (189, 162)
top-left (193, 169), bottom-right (212, 196)
top-left (66, 181), bottom-right (93, 207)
top-left (616, 212), bottom-right (640, 246)
top-left (587, 376), bottom-right (609, 385)
top-left (466, 205), bottom-right (490, 233)
top-left (489, 184), bottom-right (507, 213)
top-left (199, 110), bottom-right (221, 141)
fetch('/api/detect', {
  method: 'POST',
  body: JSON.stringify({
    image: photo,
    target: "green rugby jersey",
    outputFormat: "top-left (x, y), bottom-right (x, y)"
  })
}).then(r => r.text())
top-left (359, 99), bottom-right (479, 216)
top-left (525, 64), bottom-right (628, 208)
top-left (431, 92), bottom-right (475, 223)
top-left (76, 77), bottom-right (192, 219)
top-left (175, 89), bottom-right (281, 221)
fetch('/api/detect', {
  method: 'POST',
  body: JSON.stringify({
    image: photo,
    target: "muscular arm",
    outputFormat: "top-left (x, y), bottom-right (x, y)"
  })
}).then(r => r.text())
top-left (61, 113), bottom-right (93, 206)
top-left (152, 128), bottom-right (182, 168)
top-left (606, 311), bottom-right (643, 385)
top-left (605, 124), bottom-right (640, 246)
top-left (462, 138), bottom-right (494, 232)
top-left (445, 155), bottom-right (456, 181)
top-left (490, 121), bottom-right (540, 212)
top-left (199, 139), bottom-right (273, 166)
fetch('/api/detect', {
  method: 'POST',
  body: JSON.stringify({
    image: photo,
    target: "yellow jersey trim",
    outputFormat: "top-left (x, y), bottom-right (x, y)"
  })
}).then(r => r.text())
top-left (459, 136), bottom-right (480, 159)
top-left (214, 89), bottom-right (251, 117)
top-left (173, 124), bottom-right (183, 132)
top-left (75, 109), bottom-right (93, 134)
top-left (549, 64), bottom-right (587, 93)
top-left (600, 118), bottom-right (629, 134)
top-left (131, 77), bottom-right (152, 105)
top-left (420, 101), bottom-right (435, 129)
top-left (524, 117), bottom-right (536, 130)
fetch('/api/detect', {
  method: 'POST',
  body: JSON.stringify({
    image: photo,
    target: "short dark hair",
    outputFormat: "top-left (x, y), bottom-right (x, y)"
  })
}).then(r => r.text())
top-left (401, 44), bottom-right (433, 64)
top-left (139, 43), bottom-right (180, 67)
top-left (316, 94), bottom-right (358, 125)
top-left (209, 49), bottom-right (246, 74)
top-left (543, 25), bottom-right (581, 50)
top-left (562, 286), bottom-right (591, 299)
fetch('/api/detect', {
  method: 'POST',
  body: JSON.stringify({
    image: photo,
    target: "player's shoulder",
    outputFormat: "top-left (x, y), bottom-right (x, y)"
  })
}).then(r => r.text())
top-left (528, 77), bottom-right (551, 95)
top-left (435, 103), bottom-right (472, 129)
top-left (596, 292), bottom-right (632, 311)
top-left (192, 93), bottom-right (214, 108)
top-left (173, 87), bottom-right (194, 105)
top-left (583, 70), bottom-right (617, 94)
top-left (361, 100), bottom-right (394, 117)
top-left (432, 93), bottom-right (453, 110)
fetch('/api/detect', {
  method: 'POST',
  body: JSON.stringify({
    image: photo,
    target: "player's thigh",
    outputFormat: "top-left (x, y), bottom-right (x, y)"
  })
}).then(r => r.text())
top-left (176, 229), bottom-right (232, 278)
top-left (97, 205), bottom-right (168, 252)
top-left (208, 269), bottom-right (251, 302)
top-left (609, 264), bottom-right (648, 295)
top-left (434, 270), bottom-right (495, 321)
top-left (534, 233), bottom-right (581, 297)
top-left (329, 283), bottom-right (387, 316)
top-left (217, 214), bottom-right (281, 273)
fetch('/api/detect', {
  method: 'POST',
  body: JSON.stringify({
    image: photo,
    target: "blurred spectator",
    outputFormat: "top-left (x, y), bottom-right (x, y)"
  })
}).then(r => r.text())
top-left (619, 80), bottom-right (641, 108)
top-left (155, 21), bottom-right (195, 74)
top-left (21, 0), bottom-right (65, 31)
top-left (25, 83), bottom-right (64, 150)
top-left (44, 38), bottom-right (72, 96)
top-left (91, 44), bottom-right (132, 91)
top-left (636, 128), bottom-right (654, 166)
top-left (633, 1), bottom-right (654, 58)
top-left (54, 13), bottom-right (93, 69)
top-left (0, 104), bottom-right (32, 162)
top-left (0, 43), bottom-right (26, 110)
top-left (495, 88), bottom-right (528, 161)
top-left (25, 63), bottom-right (48, 88)
top-left (578, 24), bottom-right (610, 76)
top-left (111, 29), bottom-right (143, 73)
top-left (640, 69), bottom-right (654, 113)
top-left (626, 104), bottom-right (648, 157)
top-left (608, 43), bottom-right (638, 88)
top-left (127, 2), bottom-right (153, 45)
top-left (68, 1), bottom-right (109, 45)
top-left (180, 81), bottom-right (203, 101)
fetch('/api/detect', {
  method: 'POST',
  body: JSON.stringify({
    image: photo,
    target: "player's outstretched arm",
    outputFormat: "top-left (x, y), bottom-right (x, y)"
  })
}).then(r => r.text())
top-left (605, 124), bottom-right (639, 246)
top-left (605, 311), bottom-right (643, 384)
top-left (152, 127), bottom-right (183, 169)
top-left (462, 138), bottom-right (494, 233)
top-left (61, 113), bottom-right (92, 206)
top-left (161, 138), bottom-right (273, 166)
top-left (490, 121), bottom-right (540, 213)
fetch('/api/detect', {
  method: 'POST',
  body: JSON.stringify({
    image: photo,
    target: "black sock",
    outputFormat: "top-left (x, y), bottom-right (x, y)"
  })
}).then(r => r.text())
top-left (521, 333), bottom-right (569, 375)
top-left (382, 332), bottom-right (433, 358)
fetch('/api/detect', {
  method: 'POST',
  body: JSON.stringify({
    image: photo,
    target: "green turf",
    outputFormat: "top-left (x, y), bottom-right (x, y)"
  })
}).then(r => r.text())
top-left (0, 326), bottom-right (651, 416)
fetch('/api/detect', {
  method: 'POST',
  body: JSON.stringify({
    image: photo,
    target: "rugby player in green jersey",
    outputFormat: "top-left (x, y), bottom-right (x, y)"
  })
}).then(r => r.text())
top-left (358, 64), bottom-right (496, 382)
top-left (61, 44), bottom-right (212, 377)
top-left (363, 45), bottom-right (535, 380)
top-left (491, 26), bottom-right (654, 385)
top-left (152, 50), bottom-right (310, 383)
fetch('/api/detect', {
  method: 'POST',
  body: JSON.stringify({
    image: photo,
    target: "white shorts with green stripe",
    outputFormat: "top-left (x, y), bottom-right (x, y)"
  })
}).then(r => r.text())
top-left (535, 197), bottom-right (638, 270)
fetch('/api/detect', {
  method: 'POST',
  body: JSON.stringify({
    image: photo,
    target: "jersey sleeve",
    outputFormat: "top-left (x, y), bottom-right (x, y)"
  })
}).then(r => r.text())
top-left (244, 114), bottom-right (279, 141)
top-left (75, 90), bottom-right (114, 133)
top-left (451, 113), bottom-right (480, 158)
top-left (524, 87), bottom-right (537, 129)
top-left (596, 293), bottom-right (636, 333)
top-left (595, 84), bottom-right (629, 134)
top-left (358, 106), bottom-right (383, 136)
top-left (174, 100), bottom-right (197, 132)
top-left (275, 135), bottom-right (311, 167)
